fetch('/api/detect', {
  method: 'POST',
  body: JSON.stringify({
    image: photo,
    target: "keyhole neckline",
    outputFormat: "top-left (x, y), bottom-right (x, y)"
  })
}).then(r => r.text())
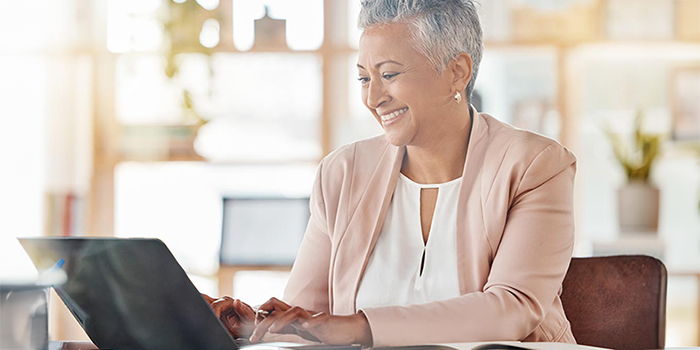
top-left (398, 172), bottom-right (462, 189)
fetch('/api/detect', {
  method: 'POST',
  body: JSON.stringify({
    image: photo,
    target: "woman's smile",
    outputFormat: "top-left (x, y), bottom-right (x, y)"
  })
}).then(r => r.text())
top-left (379, 107), bottom-right (409, 126)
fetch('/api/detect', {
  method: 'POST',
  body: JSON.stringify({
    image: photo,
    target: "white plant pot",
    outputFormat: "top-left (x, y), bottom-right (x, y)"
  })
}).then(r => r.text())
top-left (618, 182), bottom-right (660, 233)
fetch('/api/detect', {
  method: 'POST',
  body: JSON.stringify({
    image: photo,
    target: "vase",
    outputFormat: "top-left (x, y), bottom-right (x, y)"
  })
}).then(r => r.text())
top-left (617, 182), bottom-right (660, 233)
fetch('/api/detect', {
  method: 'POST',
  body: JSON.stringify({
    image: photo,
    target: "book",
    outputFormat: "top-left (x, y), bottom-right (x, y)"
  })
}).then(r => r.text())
top-left (245, 341), bottom-right (610, 350)
top-left (446, 343), bottom-right (609, 350)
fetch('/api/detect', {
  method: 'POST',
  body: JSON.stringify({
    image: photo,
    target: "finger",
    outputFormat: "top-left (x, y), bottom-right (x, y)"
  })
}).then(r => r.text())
top-left (255, 297), bottom-right (292, 326)
top-left (234, 299), bottom-right (256, 323)
top-left (222, 314), bottom-right (240, 338)
top-left (201, 293), bottom-right (217, 304)
top-left (210, 298), bottom-right (235, 318)
top-left (249, 301), bottom-right (298, 343)
top-left (250, 310), bottom-right (282, 342)
top-left (269, 306), bottom-right (313, 334)
top-left (219, 301), bottom-right (253, 339)
top-left (257, 297), bottom-right (291, 314)
top-left (219, 299), bottom-right (251, 323)
top-left (233, 313), bottom-right (257, 339)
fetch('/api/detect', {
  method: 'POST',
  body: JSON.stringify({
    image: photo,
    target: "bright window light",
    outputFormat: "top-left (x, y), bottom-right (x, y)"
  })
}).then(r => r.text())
top-left (232, 271), bottom-right (291, 307)
top-left (107, 0), bottom-right (164, 53)
top-left (348, 0), bottom-right (362, 49)
top-left (233, 0), bottom-right (323, 51)
top-left (115, 55), bottom-right (182, 124)
top-left (0, 0), bottom-right (74, 52)
top-left (0, 56), bottom-right (47, 280)
top-left (114, 162), bottom-right (316, 276)
top-left (196, 0), bottom-right (220, 11)
top-left (200, 18), bottom-right (221, 48)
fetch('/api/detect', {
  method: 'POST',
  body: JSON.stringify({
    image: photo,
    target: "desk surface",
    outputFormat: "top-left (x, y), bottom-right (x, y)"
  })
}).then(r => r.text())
top-left (49, 341), bottom-right (98, 350)
top-left (49, 341), bottom-right (700, 350)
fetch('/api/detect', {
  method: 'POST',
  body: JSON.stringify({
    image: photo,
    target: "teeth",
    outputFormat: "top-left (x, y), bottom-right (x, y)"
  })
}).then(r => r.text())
top-left (380, 108), bottom-right (408, 121)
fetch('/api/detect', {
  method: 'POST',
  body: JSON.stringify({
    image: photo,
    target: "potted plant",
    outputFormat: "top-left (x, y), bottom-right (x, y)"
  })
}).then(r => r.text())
top-left (606, 110), bottom-right (664, 233)
top-left (120, 0), bottom-right (217, 161)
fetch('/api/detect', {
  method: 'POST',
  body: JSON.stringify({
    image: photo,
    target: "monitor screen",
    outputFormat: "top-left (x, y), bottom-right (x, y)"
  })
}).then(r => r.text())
top-left (220, 197), bottom-right (310, 266)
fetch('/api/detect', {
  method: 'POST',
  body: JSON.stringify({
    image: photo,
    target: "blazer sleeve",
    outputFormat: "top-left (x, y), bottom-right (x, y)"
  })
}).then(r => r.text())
top-left (360, 144), bottom-right (577, 346)
top-left (283, 160), bottom-right (332, 314)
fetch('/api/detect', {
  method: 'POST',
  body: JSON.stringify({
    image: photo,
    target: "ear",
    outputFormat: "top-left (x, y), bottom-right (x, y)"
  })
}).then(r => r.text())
top-left (449, 52), bottom-right (473, 93)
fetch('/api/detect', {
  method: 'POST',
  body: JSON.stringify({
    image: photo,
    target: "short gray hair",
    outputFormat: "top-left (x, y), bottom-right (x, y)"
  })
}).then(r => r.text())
top-left (358, 0), bottom-right (483, 101)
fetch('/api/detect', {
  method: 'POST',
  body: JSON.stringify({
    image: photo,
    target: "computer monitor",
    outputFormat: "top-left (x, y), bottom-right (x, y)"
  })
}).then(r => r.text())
top-left (220, 197), bottom-right (310, 266)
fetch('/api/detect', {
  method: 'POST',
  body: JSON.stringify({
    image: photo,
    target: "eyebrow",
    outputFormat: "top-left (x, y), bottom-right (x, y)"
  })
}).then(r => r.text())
top-left (356, 60), bottom-right (404, 70)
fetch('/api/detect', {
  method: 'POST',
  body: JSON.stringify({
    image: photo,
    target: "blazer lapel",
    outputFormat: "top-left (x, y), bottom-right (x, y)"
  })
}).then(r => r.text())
top-left (331, 143), bottom-right (404, 315)
top-left (455, 106), bottom-right (490, 294)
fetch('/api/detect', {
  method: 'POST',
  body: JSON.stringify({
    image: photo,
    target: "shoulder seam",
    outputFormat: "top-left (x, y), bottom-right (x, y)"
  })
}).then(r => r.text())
top-left (514, 143), bottom-right (555, 196)
top-left (484, 141), bottom-right (514, 201)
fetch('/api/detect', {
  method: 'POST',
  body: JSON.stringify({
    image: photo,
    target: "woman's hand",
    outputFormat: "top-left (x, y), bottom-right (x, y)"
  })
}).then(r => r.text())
top-left (202, 294), bottom-right (256, 339)
top-left (250, 297), bottom-right (372, 346)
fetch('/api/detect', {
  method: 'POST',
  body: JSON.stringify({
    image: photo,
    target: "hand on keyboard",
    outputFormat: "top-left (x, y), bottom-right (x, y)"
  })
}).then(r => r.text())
top-left (202, 294), bottom-right (256, 339)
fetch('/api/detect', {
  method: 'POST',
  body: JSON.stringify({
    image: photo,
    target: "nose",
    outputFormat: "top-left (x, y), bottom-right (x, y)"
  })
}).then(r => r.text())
top-left (365, 79), bottom-right (389, 110)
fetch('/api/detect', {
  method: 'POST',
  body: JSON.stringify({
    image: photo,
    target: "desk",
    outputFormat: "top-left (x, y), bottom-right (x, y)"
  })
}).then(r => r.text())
top-left (48, 341), bottom-right (700, 350)
top-left (49, 341), bottom-right (98, 350)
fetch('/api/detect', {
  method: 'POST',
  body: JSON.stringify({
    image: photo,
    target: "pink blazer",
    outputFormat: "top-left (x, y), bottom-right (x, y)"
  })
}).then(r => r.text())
top-left (283, 106), bottom-right (577, 346)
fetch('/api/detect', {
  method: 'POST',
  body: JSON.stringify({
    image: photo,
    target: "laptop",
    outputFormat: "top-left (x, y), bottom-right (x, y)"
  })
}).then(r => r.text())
top-left (19, 237), bottom-right (360, 350)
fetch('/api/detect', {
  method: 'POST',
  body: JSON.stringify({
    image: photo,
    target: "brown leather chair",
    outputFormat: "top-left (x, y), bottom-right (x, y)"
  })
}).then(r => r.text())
top-left (561, 255), bottom-right (667, 350)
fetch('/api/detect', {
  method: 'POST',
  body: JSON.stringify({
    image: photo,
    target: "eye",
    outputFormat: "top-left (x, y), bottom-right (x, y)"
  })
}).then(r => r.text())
top-left (382, 73), bottom-right (398, 80)
top-left (357, 76), bottom-right (370, 85)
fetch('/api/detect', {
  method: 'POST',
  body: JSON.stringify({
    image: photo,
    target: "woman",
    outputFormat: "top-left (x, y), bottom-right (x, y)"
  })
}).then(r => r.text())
top-left (206, 0), bottom-right (577, 346)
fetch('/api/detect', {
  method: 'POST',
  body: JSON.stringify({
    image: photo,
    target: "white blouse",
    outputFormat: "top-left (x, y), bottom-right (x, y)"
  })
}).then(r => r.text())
top-left (355, 172), bottom-right (462, 311)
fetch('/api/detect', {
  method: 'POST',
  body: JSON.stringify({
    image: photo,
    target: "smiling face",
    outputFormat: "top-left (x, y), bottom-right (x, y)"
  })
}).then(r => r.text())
top-left (357, 22), bottom-right (457, 148)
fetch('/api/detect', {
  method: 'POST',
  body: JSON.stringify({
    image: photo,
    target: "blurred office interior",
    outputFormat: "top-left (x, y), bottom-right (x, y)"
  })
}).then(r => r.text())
top-left (0, 0), bottom-right (699, 346)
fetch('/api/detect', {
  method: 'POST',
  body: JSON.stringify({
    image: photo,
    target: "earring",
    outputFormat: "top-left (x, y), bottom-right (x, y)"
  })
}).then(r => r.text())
top-left (454, 91), bottom-right (462, 104)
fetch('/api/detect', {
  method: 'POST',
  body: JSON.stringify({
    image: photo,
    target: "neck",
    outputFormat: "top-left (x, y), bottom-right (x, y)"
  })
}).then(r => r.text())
top-left (401, 105), bottom-right (473, 184)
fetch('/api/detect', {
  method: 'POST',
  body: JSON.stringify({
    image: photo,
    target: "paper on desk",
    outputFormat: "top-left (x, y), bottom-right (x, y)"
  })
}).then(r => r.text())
top-left (435, 342), bottom-right (611, 350)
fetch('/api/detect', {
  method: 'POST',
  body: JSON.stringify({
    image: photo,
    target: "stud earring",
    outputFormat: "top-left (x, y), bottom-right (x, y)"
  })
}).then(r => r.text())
top-left (454, 91), bottom-right (462, 104)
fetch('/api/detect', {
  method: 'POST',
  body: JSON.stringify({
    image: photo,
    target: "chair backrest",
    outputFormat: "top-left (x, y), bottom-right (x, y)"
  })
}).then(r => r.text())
top-left (561, 255), bottom-right (667, 350)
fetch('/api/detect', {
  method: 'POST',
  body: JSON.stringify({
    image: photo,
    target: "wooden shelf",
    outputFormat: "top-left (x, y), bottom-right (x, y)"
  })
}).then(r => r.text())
top-left (484, 39), bottom-right (700, 48)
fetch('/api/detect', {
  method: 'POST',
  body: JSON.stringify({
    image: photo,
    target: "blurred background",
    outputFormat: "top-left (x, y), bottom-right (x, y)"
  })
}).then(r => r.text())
top-left (0, 0), bottom-right (698, 346)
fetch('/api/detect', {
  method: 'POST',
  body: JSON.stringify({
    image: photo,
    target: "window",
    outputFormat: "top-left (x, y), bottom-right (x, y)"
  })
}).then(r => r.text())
top-left (233, 0), bottom-right (324, 51)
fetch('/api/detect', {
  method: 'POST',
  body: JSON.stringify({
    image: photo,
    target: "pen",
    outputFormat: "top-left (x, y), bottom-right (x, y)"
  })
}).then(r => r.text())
top-left (52, 258), bottom-right (66, 270)
top-left (254, 308), bottom-right (270, 318)
top-left (38, 258), bottom-right (66, 285)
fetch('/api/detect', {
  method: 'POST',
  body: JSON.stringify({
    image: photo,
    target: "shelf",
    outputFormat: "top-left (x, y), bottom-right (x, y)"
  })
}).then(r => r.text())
top-left (116, 155), bottom-right (205, 163)
top-left (484, 39), bottom-right (700, 49)
top-left (115, 155), bottom-right (321, 165)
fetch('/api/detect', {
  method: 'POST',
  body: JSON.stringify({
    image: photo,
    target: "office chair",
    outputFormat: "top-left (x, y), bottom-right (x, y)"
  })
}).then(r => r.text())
top-left (561, 255), bottom-right (667, 350)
